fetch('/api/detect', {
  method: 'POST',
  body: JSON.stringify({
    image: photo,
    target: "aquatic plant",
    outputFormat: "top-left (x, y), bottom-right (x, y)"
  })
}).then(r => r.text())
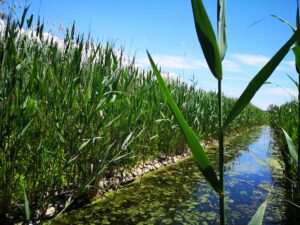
top-left (48, 127), bottom-right (282, 225)
top-left (269, 102), bottom-right (298, 173)
top-left (269, 1), bottom-right (300, 204)
top-left (0, 4), bottom-right (268, 223)
top-left (292, 25), bottom-right (300, 198)
top-left (192, 0), bottom-right (227, 223)
top-left (147, 0), bottom-right (299, 224)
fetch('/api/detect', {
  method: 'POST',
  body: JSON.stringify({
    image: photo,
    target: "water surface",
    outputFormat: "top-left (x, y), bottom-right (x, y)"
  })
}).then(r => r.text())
top-left (50, 126), bottom-right (286, 224)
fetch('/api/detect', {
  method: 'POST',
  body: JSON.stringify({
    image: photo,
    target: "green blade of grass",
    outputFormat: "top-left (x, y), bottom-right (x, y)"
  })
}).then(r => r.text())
top-left (248, 200), bottom-right (267, 225)
top-left (18, 119), bottom-right (34, 139)
top-left (79, 139), bottom-right (91, 151)
top-left (218, 0), bottom-right (227, 60)
top-left (147, 50), bottom-right (221, 193)
top-left (297, 0), bottom-right (300, 30)
top-left (223, 30), bottom-right (299, 128)
top-left (293, 46), bottom-right (300, 73)
top-left (23, 188), bottom-right (30, 222)
top-left (18, 5), bottom-right (30, 29)
top-left (271, 15), bottom-right (295, 32)
top-left (282, 128), bottom-right (298, 165)
top-left (191, 0), bottom-right (223, 80)
top-left (287, 73), bottom-right (299, 90)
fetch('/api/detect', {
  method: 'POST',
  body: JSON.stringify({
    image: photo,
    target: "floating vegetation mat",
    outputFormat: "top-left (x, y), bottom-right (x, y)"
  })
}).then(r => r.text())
top-left (48, 127), bottom-right (286, 224)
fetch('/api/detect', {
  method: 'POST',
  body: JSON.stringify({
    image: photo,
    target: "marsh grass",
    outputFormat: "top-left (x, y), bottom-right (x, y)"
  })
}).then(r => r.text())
top-left (270, 102), bottom-right (298, 166)
top-left (148, 0), bottom-right (300, 224)
top-left (0, 7), bottom-right (268, 223)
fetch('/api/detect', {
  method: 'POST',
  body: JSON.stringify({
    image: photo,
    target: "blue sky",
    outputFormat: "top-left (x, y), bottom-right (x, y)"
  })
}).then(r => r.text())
top-left (7, 0), bottom-right (298, 109)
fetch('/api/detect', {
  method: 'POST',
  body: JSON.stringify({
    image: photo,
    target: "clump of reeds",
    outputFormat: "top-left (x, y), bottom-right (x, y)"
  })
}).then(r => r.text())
top-left (147, 0), bottom-right (299, 224)
top-left (0, 6), bottom-right (268, 223)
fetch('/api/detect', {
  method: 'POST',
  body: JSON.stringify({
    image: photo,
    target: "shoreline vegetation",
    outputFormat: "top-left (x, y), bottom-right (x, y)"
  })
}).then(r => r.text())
top-left (44, 125), bottom-right (261, 221)
top-left (45, 126), bottom-right (282, 225)
top-left (269, 101), bottom-right (300, 224)
top-left (0, 7), bottom-right (268, 224)
top-left (269, 101), bottom-right (298, 181)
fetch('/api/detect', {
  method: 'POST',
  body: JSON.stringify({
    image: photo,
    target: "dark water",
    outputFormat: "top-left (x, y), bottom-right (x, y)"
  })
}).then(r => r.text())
top-left (50, 126), bottom-right (286, 224)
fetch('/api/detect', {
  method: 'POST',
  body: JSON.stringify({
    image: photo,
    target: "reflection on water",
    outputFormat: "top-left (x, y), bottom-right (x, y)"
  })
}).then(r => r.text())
top-left (50, 126), bottom-right (286, 224)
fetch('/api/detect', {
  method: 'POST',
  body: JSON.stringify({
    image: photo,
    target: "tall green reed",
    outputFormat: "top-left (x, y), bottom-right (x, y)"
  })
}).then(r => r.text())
top-left (292, 6), bottom-right (300, 195)
top-left (148, 0), bottom-right (299, 224)
top-left (270, 102), bottom-right (298, 163)
top-left (269, 0), bottom-right (300, 201)
top-left (0, 5), bottom-right (267, 223)
top-left (192, 0), bottom-right (226, 222)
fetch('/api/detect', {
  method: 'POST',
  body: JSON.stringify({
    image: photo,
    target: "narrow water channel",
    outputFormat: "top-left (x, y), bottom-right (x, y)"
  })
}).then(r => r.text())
top-left (50, 126), bottom-right (287, 224)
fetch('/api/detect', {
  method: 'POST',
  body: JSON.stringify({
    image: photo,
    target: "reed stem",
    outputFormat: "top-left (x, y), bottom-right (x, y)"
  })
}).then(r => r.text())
top-left (297, 70), bottom-right (300, 197)
top-left (218, 79), bottom-right (225, 225)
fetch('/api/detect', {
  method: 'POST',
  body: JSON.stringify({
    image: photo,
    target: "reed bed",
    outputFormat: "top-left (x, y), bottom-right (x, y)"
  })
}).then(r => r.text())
top-left (269, 102), bottom-right (298, 145)
top-left (269, 101), bottom-right (298, 170)
top-left (269, 100), bottom-right (300, 223)
top-left (0, 10), bottom-right (268, 223)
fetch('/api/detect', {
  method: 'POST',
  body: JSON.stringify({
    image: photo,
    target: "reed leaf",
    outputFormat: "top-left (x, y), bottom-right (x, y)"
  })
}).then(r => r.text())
top-left (18, 5), bottom-right (30, 29)
top-left (297, 0), bottom-right (300, 30)
top-left (218, 0), bottom-right (227, 60)
top-left (296, 0), bottom-right (300, 47)
top-left (147, 50), bottom-right (221, 193)
top-left (23, 188), bottom-right (30, 222)
top-left (287, 74), bottom-right (299, 90)
top-left (282, 128), bottom-right (298, 165)
top-left (79, 139), bottom-right (91, 151)
top-left (18, 119), bottom-right (34, 139)
top-left (271, 15), bottom-right (295, 32)
top-left (191, 0), bottom-right (222, 80)
top-left (293, 46), bottom-right (300, 73)
top-left (224, 30), bottom-right (299, 128)
top-left (0, 9), bottom-right (268, 220)
top-left (248, 200), bottom-right (267, 225)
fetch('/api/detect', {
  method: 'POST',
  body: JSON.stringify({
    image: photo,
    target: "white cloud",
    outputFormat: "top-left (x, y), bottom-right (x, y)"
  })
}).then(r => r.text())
top-left (0, 19), bottom-right (4, 36)
top-left (41, 32), bottom-right (65, 49)
top-left (279, 60), bottom-right (295, 72)
top-left (251, 99), bottom-right (270, 110)
top-left (0, 19), bottom-right (66, 50)
top-left (222, 59), bottom-right (244, 73)
top-left (262, 87), bottom-right (297, 97)
top-left (252, 87), bottom-right (297, 110)
top-left (231, 53), bottom-right (295, 73)
top-left (137, 54), bottom-right (244, 73)
top-left (285, 60), bottom-right (294, 67)
top-left (221, 84), bottom-right (297, 110)
top-left (223, 76), bottom-right (250, 81)
top-left (136, 54), bottom-right (209, 70)
top-left (137, 52), bottom-right (297, 75)
top-left (161, 71), bottom-right (184, 83)
top-left (222, 86), bottom-right (244, 98)
top-left (232, 53), bottom-right (269, 67)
